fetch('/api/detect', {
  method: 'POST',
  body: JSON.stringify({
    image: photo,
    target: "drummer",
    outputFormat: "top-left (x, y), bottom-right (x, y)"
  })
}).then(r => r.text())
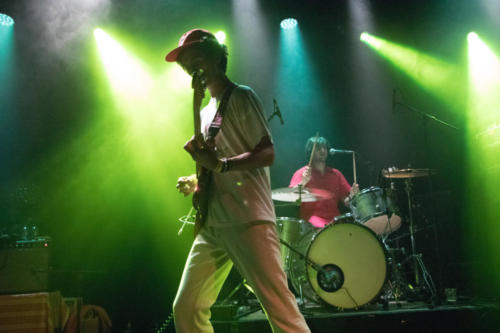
top-left (289, 136), bottom-right (359, 228)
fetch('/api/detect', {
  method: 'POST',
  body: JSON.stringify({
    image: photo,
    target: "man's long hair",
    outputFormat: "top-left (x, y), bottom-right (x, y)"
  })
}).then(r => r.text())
top-left (305, 136), bottom-right (331, 162)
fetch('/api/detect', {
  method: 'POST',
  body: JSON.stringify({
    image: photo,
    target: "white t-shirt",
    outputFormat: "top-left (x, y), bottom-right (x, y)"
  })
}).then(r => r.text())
top-left (200, 85), bottom-right (276, 227)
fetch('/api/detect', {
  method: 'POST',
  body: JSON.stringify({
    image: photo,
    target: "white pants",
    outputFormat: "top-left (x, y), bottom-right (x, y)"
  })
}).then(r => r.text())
top-left (173, 221), bottom-right (311, 333)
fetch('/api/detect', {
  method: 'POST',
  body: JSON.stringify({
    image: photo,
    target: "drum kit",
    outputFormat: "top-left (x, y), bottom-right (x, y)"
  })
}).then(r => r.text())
top-left (272, 167), bottom-right (438, 310)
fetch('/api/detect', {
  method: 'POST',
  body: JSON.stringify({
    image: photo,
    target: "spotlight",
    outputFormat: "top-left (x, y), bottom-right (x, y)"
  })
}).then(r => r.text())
top-left (0, 13), bottom-right (14, 26)
top-left (215, 31), bottom-right (226, 44)
top-left (280, 18), bottom-right (298, 30)
top-left (467, 32), bottom-right (479, 42)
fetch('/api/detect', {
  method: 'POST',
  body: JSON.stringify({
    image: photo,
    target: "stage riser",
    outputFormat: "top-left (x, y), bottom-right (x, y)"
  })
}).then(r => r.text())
top-left (212, 306), bottom-right (499, 333)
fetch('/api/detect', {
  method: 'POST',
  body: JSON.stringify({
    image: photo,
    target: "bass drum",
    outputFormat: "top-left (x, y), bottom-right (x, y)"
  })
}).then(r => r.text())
top-left (287, 223), bottom-right (387, 309)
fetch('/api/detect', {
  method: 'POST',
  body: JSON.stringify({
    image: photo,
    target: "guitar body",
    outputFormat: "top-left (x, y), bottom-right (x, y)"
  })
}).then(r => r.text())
top-left (192, 163), bottom-right (211, 235)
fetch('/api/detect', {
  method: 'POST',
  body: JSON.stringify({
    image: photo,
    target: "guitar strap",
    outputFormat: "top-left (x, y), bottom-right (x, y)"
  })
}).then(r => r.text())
top-left (207, 83), bottom-right (237, 141)
top-left (193, 84), bottom-right (236, 236)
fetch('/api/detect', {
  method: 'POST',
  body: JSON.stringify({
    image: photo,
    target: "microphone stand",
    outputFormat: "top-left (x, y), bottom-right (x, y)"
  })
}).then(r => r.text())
top-left (352, 152), bottom-right (357, 185)
top-left (396, 100), bottom-right (456, 303)
top-left (396, 101), bottom-right (459, 131)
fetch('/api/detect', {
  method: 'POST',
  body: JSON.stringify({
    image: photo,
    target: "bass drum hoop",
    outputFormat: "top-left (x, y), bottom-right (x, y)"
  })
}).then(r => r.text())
top-left (303, 223), bottom-right (388, 309)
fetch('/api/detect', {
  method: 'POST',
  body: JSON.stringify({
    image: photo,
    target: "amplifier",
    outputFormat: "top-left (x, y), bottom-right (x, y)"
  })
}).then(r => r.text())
top-left (0, 238), bottom-right (50, 294)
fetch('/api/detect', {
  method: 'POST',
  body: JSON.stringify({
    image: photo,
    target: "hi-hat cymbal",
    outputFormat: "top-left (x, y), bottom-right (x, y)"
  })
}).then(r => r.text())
top-left (382, 168), bottom-right (436, 179)
top-left (272, 186), bottom-right (332, 202)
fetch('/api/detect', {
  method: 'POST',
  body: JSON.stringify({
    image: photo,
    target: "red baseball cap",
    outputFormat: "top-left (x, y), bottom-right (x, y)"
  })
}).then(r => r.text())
top-left (165, 29), bottom-right (217, 62)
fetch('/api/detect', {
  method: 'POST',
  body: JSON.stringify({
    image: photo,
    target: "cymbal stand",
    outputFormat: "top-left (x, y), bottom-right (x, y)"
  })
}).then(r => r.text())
top-left (380, 183), bottom-right (395, 244)
top-left (379, 197), bottom-right (404, 307)
top-left (404, 178), bottom-right (437, 301)
top-left (405, 179), bottom-right (419, 285)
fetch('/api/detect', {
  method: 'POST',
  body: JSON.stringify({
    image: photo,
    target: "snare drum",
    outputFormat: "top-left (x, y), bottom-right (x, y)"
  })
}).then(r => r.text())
top-left (287, 223), bottom-right (387, 309)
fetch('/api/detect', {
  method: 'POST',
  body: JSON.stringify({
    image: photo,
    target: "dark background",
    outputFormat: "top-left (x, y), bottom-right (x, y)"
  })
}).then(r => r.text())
top-left (1, 0), bottom-right (498, 331)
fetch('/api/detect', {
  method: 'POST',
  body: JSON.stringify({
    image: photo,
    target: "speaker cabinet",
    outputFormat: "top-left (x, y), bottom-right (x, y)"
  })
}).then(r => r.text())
top-left (0, 242), bottom-right (49, 294)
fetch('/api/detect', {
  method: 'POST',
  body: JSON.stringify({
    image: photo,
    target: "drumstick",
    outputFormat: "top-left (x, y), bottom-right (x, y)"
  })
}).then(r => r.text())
top-left (308, 132), bottom-right (320, 167)
top-left (352, 152), bottom-right (357, 185)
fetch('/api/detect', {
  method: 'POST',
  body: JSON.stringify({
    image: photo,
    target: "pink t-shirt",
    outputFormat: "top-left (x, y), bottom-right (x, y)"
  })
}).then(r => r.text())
top-left (289, 166), bottom-right (351, 228)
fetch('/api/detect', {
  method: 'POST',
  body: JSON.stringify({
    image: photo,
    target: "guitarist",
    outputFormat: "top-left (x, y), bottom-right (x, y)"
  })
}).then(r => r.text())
top-left (167, 29), bottom-right (310, 333)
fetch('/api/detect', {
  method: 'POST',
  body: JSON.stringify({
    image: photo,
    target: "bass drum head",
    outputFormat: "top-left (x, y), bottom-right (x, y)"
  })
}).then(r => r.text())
top-left (306, 223), bottom-right (387, 309)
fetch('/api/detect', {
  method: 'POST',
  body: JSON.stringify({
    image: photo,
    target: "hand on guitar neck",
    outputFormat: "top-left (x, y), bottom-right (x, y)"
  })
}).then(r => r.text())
top-left (175, 69), bottom-right (216, 199)
top-left (192, 69), bottom-right (206, 116)
top-left (184, 68), bottom-right (220, 171)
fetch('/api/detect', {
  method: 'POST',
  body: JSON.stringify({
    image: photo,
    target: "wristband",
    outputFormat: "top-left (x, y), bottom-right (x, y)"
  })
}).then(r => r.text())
top-left (221, 158), bottom-right (232, 173)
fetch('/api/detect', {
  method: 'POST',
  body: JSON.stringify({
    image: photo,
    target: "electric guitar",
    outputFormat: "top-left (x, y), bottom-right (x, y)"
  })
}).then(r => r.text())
top-left (189, 73), bottom-right (236, 236)
top-left (191, 70), bottom-right (210, 236)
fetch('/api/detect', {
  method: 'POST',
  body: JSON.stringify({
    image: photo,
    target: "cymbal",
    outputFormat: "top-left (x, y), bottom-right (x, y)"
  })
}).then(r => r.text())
top-left (382, 168), bottom-right (436, 179)
top-left (272, 186), bottom-right (332, 202)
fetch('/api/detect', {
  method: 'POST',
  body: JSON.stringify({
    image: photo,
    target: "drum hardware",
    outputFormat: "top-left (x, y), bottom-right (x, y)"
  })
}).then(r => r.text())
top-left (387, 177), bottom-right (437, 303)
top-left (349, 187), bottom-right (402, 237)
top-left (280, 223), bottom-right (387, 310)
top-left (382, 167), bottom-right (436, 179)
top-left (280, 238), bottom-right (344, 306)
top-left (378, 245), bottom-right (409, 307)
top-left (399, 252), bottom-right (437, 303)
top-left (279, 236), bottom-right (355, 308)
top-left (279, 238), bottom-right (328, 274)
top-left (380, 166), bottom-right (438, 303)
top-left (271, 185), bottom-right (333, 203)
top-left (404, 178), bottom-right (420, 286)
top-left (273, 202), bottom-right (300, 208)
top-left (218, 278), bottom-right (263, 320)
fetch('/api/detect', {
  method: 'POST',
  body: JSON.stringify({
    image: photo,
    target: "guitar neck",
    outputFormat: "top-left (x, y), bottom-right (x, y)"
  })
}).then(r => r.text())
top-left (193, 93), bottom-right (204, 176)
top-left (193, 93), bottom-right (203, 137)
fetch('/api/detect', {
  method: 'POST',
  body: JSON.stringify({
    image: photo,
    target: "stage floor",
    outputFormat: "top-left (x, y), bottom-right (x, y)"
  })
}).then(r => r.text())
top-left (211, 299), bottom-right (500, 332)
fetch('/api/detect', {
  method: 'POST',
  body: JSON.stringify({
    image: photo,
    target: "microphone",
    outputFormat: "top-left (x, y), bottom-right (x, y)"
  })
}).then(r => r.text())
top-left (329, 148), bottom-right (354, 155)
top-left (273, 98), bottom-right (285, 125)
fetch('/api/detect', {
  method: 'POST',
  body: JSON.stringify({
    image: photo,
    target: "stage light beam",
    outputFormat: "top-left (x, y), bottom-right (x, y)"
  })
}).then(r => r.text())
top-left (280, 18), bottom-right (298, 30)
top-left (0, 13), bottom-right (14, 26)
top-left (94, 28), bottom-right (152, 98)
top-left (360, 32), bottom-right (460, 107)
top-left (466, 32), bottom-right (500, 296)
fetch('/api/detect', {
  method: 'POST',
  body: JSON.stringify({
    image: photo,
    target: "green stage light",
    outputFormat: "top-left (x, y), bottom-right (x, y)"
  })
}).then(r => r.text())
top-left (0, 13), bottom-right (14, 27)
top-left (467, 32), bottom-right (478, 42)
top-left (215, 31), bottom-right (226, 44)
top-left (280, 18), bottom-right (298, 30)
top-left (467, 32), bottom-right (500, 152)
top-left (466, 32), bottom-right (500, 295)
top-left (360, 32), bottom-right (459, 107)
top-left (468, 32), bottom-right (500, 101)
top-left (94, 28), bottom-right (152, 97)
